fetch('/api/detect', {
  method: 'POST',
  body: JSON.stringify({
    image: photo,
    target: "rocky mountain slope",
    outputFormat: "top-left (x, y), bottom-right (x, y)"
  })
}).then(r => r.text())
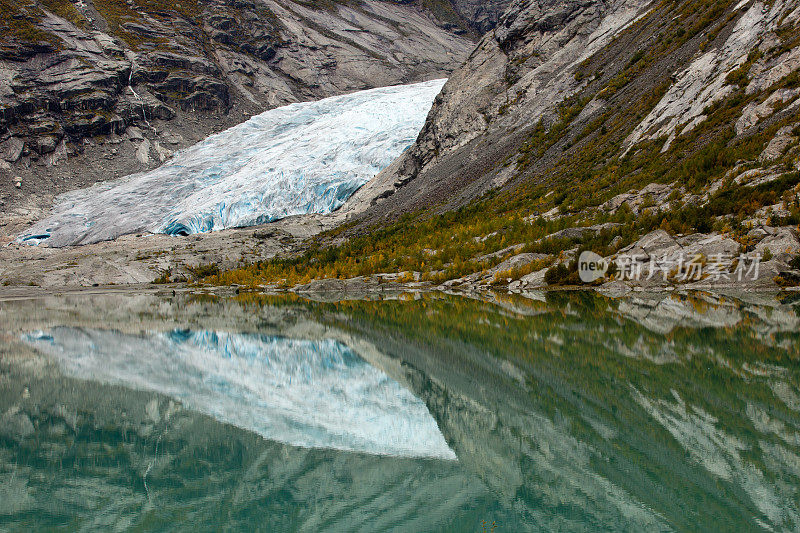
top-left (364, 0), bottom-right (800, 217)
top-left (263, 0), bottom-right (799, 291)
top-left (0, 0), bottom-right (510, 226)
top-left (3, 0), bottom-right (800, 290)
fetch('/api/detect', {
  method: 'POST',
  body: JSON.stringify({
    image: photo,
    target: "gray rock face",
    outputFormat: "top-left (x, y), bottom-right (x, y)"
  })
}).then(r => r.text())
top-left (605, 228), bottom-right (800, 289)
top-left (624, 0), bottom-right (800, 152)
top-left (353, 0), bottom-right (800, 241)
top-left (356, 0), bottom-right (655, 219)
top-left (756, 227), bottom-right (800, 262)
top-left (450, 0), bottom-right (511, 33)
top-left (0, 0), bottom-right (514, 152)
top-left (427, 0), bottom-right (653, 171)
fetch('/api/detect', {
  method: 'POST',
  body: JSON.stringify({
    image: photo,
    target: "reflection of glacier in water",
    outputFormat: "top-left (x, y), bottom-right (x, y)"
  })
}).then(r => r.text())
top-left (23, 328), bottom-right (456, 460)
top-left (18, 79), bottom-right (446, 247)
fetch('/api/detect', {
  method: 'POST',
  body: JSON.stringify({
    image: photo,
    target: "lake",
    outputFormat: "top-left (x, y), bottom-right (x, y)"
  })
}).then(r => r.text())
top-left (0, 289), bottom-right (798, 531)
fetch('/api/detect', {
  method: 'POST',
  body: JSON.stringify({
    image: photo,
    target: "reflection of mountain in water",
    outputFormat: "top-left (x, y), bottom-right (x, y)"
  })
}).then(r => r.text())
top-left (328, 291), bottom-right (800, 532)
top-left (22, 328), bottom-right (455, 460)
top-left (0, 381), bottom-right (490, 532)
top-left (2, 291), bottom-right (800, 531)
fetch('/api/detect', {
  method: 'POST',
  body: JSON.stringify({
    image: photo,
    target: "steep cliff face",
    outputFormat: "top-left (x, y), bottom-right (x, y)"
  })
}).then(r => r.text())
top-left (362, 0), bottom-right (800, 226)
top-left (400, 0), bottom-right (653, 182)
top-left (0, 0), bottom-right (510, 218)
top-left (447, 0), bottom-right (511, 34)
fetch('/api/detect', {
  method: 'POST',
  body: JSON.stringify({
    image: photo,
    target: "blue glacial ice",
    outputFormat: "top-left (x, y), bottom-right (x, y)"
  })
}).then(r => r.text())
top-left (19, 79), bottom-right (446, 247)
top-left (23, 328), bottom-right (457, 460)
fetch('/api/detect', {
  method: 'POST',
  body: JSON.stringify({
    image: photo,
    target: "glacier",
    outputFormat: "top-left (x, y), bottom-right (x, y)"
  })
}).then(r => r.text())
top-left (18, 79), bottom-right (447, 247)
top-left (22, 328), bottom-right (457, 460)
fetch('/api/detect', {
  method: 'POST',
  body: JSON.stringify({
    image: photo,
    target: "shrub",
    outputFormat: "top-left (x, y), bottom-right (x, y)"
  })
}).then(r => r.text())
top-left (544, 263), bottom-right (570, 285)
top-left (492, 257), bottom-right (554, 284)
top-left (188, 263), bottom-right (220, 280)
top-left (775, 274), bottom-right (800, 288)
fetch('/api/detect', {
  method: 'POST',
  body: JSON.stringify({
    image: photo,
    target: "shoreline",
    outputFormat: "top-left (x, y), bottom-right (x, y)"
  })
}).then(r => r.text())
top-left (1, 279), bottom-right (796, 303)
top-left (3, 201), bottom-right (798, 293)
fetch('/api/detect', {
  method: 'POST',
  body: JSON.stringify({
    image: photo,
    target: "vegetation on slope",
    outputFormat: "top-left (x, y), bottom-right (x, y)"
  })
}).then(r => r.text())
top-left (0, 0), bottom-right (61, 53)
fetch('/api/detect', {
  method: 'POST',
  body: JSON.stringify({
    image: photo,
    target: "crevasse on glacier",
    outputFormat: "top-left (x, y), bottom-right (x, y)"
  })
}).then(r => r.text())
top-left (18, 79), bottom-right (447, 247)
top-left (23, 328), bottom-right (457, 460)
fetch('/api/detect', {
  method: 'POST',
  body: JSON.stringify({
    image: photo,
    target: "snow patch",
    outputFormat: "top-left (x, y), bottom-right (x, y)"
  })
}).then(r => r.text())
top-left (18, 79), bottom-right (447, 247)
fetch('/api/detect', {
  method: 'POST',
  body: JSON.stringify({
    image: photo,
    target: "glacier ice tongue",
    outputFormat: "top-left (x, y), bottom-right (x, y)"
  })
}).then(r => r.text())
top-left (18, 79), bottom-right (447, 247)
top-left (23, 327), bottom-right (457, 460)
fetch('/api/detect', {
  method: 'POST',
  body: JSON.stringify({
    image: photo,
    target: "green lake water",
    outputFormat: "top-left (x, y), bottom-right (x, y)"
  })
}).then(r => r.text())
top-left (0, 290), bottom-right (798, 531)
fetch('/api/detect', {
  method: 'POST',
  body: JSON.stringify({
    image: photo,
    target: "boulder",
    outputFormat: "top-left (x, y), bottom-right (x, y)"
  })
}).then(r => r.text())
top-left (160, 132), bottom-right (183, 145)
top-left (619, 229), bottom-right (681, 260)
top-left (0, 407), bottom-right (34, 442)
top-left (135, 139), bottom-right (152, 164)
top-left (756, 227), bottom-right (800, 262)
top-left (492, 253), bottom-right (548, 273)
top-left (46, 140), bottom-right (69, 166)
top-left (35, 135), bottom-right (61, 154)
top-left (518, 267), bottom-right (548, 288)
top-left (126, 126), bottom-right (145, 142)
top-left (747, 225), bottom-right (779, 240)
top-left (151, 140), bottom-right (173, 162)
top-left (0, 137), bottom-right (24, 162)
top-left (678, 233), bottom-right (740, 259)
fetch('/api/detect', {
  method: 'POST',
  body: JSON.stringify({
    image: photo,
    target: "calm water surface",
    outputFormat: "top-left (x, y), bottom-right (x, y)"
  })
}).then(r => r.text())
top-left (0, 290), bottom-right (798, 531)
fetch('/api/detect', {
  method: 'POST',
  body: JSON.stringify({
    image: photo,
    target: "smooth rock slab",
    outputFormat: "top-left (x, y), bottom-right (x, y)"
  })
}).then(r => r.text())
top-left (757, 227), bottom-right (800, 261)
